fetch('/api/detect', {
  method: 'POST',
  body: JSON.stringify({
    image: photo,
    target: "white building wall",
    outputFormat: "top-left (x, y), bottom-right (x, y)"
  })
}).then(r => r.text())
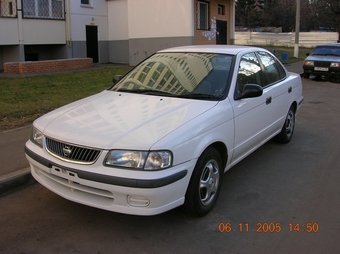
top-left (69, 1), bottom-right (108, 41)
top-left (127, 0), bottom-right (193, 39)
top-left (22, 19), bottom-right (66, 44)
top-left (69, 0), bottom-right (109, 62)
top-left (108, 0), bottom-right (129, 41)
top-left (235, 32), bottom-right (339, 48)
top-left (0, 19), bottom-right (19, 45)
top-left (107, 0), bottom-right (194, 65)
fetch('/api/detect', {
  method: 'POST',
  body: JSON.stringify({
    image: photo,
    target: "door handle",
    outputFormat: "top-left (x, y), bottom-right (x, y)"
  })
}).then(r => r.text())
top-left (266, 96), bottom-right (272, 105)
top-left (288, 86), bottom-right (292, 93)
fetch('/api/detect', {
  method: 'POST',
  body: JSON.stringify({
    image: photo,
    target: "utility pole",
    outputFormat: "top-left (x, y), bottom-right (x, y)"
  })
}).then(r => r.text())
top-left (294, 0), bottom-right (300, 58)
top-left (336, 0), bottom-right (340, 42)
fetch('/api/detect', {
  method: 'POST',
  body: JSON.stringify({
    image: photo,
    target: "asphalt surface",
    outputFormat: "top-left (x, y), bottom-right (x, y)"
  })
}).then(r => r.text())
top-left (0, 61), bottom-right (304, 196)
top-left (1, 70), bottom-right (340, 254)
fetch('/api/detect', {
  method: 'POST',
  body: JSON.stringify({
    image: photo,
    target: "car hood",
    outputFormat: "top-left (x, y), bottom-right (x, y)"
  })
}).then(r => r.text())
top-left (306, 54), bottom-right (340, 62)
top-left (35, 90), bottom-right (218, 150)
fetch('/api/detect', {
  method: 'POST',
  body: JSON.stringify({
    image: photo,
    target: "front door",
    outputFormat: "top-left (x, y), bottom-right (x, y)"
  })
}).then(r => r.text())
top-left (230, 52), bottom-right (274, 165)
top-left (216, 20), bottom-right (227, 45)
top-left (86, 25), bottom-right (98, 63)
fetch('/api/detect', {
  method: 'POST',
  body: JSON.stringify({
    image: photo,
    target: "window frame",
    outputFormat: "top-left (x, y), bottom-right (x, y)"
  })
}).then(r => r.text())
top-left (80, 0), bottom-right (92, 8)
top-left (218, 4), bottom-right (225, 15)
top-left (0, 0), bottom-right (18, 18)
top-left (197, 1), bottom-right (209, 30)
top-left (22, 0), bottom-right (65, 20)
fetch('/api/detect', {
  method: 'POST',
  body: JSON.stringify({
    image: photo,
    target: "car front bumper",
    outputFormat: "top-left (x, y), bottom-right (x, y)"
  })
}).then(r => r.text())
top-left (303, 66), bottom-right (340, 77)
top-left (25, 141), bottom-right (194, 216)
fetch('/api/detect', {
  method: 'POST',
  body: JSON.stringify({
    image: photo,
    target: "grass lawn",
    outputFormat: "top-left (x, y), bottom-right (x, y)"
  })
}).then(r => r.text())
top-left (261, 46), bottom-right (311, 63)
top-left (0, 45), bottom-right (310, 132)
top-left (0, 67), bottom-right (131, 132)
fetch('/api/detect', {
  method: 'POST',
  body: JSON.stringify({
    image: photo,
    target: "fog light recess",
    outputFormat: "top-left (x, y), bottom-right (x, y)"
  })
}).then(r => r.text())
top-left (127, 196), bottom-right (150, 207)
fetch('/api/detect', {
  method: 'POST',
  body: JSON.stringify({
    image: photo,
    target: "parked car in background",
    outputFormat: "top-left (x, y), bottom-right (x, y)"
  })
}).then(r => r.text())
top-left (303, 43), bottom-right (340, 81)
top-left (25, 45), bottom-right (303, 217)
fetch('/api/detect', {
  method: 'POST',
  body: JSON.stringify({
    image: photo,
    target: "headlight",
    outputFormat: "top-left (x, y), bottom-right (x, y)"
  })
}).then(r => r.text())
top-left (104, 150), bottom-right (172, 170)
top-left (304, 60), bottom-right (314, 66)
top-left (144, 151), bottom-right (172, 170)
top-left (30, 127), bottom-right (44, 148)
top-left (330, 62), bottom-right (340, 68)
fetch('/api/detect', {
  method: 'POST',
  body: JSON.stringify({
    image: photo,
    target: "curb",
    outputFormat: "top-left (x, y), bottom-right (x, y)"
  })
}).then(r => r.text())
top-left (0, 167), bottom-right (36, 196)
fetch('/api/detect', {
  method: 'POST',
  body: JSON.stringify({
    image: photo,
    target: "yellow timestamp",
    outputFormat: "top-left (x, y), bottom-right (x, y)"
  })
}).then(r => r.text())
top-left (218, 222), bottom-right (319, 233)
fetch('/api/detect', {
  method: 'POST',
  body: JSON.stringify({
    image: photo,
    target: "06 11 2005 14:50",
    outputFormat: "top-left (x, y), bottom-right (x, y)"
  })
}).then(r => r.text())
top-left (218, 222), bottom-right (319, 233)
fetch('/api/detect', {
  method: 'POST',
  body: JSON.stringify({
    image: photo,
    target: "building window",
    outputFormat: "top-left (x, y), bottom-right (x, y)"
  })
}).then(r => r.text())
top-left (22, 0), bottom-right (65, 20)
top-left (81, 0), bottom-right (92, 7)
top-left (218, 4), bottom-right (225, 15)
top-left (197, 1), bottom-right (209, 30)
top-left (0, 0), bottom-right (17, 17)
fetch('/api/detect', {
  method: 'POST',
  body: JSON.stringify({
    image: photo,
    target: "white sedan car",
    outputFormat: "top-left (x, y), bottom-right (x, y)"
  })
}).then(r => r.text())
top-left (25, 45), bottom-right (303, 216)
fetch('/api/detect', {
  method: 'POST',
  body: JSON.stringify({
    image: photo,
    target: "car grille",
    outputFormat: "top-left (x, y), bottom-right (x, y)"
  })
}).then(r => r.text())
top-left (314, 61), bottom-right (331, 68)
top-left (45, 137), bottom-right (101, 164)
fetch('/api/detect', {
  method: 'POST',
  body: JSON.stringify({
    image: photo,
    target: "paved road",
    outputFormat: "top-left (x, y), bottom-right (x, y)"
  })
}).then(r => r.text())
top-left (0, 78), bottom-right (339, 253)
top-left (0, 127), bottom-right (30, 176)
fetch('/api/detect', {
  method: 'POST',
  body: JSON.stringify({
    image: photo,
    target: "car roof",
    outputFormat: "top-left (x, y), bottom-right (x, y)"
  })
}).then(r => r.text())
top-left (158, 45), bottom-right (265, 55)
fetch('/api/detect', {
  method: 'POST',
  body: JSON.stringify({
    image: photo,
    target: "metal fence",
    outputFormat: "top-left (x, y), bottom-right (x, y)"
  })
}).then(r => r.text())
top-left (0, 0), bottom-right (17, 17)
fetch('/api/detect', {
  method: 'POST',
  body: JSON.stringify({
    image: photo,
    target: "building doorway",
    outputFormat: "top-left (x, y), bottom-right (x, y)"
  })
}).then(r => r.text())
top-left (86, 25), bottom-right (98, 63)
top-left (216, 20), bottom-right (227, 45)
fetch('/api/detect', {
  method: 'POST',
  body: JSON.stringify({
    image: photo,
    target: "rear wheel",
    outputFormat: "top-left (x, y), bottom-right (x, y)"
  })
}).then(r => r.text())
top-left (183, 147), bottom-right (223, 216)
top-left (276, 105), bottom-right (295, 143)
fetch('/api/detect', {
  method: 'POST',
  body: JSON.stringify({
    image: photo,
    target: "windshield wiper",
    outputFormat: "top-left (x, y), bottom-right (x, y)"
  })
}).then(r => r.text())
top-left (325, 54), bottom-right (340, 57)
top-left (113, 89), bottom-right (174, 96)
top-left (177, 93), bottom-right (221, 100)
top-left (112, 89), bottom-right (220, 100)
top-left (132, 90), bottom-right (175, 96)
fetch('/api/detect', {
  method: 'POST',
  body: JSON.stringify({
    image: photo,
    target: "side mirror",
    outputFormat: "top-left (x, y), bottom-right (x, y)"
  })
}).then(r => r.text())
top-left (238, 84), bottom-right (263, 99)
top-left (112, 75), bottom-right (122, 84)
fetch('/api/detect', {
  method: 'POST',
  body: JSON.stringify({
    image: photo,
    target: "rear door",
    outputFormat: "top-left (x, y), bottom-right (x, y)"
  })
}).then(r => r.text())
top-left (256, 51), bottom-right (291, 131)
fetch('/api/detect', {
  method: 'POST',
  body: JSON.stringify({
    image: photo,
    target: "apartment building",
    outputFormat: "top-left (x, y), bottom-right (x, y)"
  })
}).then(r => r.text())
top-left (0, 0), bottom-right (235, 70)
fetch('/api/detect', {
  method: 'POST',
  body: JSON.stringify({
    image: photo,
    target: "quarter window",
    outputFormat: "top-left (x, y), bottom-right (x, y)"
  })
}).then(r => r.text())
top-left (197, 1), bottom-right (209, 30)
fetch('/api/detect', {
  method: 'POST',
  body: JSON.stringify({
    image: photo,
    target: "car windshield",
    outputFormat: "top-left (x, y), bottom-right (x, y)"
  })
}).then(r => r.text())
top-left (110, 52), bottom-right (234, 100)
top-left (311, 46), bottom-right (340, 57)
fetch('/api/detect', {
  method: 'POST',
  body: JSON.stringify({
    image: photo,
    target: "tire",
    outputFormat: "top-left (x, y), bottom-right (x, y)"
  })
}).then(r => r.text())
top-left (276, 105), bottom-right (295, 143)
top-left (183, 147), bottom-right (223, 216)
top-left (303, 72), bottom-right (310, 79)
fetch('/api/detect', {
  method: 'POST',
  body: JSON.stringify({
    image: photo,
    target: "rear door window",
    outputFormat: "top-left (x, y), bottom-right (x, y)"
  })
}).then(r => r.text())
top-left (257, 51), bottom-right (286, 86)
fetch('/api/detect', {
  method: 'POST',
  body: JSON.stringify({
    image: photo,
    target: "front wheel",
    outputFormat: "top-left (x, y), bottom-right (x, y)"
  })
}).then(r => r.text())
top-left (276, 105), bottom-right (295, 143)
top-left (183, 147), bottom-right (223, 216)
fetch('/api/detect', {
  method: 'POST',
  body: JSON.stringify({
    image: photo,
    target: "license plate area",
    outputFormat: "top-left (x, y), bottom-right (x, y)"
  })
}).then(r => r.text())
top-left (52, 166), bottom-right (79, 180)
top-left (314, 67), bottom-right (329, 71)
